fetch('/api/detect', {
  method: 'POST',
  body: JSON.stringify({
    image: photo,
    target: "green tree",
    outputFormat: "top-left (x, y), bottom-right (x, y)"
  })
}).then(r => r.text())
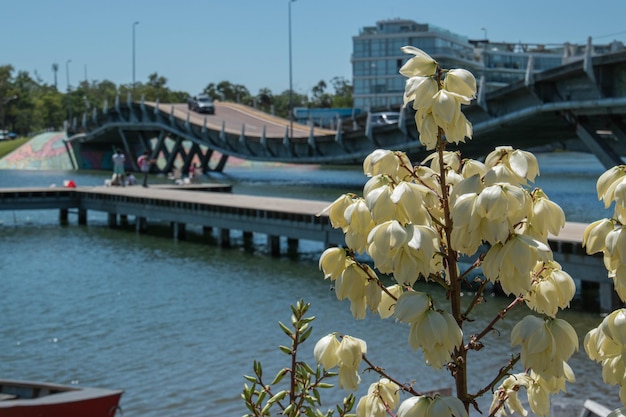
top-left (10, 71), bottom-right (40, 133)
top-left (310, 80), bottom-right (333, 108)
top-left (273, 89), bottom-right (308, 119)
top-left (256, 87), bottom-right (274, 112)
top-left (330, 76), bottom-right (353, 108)
top-left (32, 86), bottom-right (64, 130)
top-left (202, 82), bottom-right (219, 100)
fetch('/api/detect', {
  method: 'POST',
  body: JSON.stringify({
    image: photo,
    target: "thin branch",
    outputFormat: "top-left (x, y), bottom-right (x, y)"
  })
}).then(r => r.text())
top-left (471, 353), bottom-right (521, 400)
top-left (469, 296), bottom-right (523, 347)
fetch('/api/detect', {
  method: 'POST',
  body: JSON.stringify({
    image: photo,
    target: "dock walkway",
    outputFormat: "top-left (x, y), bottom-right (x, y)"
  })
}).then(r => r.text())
top-left (0, 185), bottom-right (614, 311)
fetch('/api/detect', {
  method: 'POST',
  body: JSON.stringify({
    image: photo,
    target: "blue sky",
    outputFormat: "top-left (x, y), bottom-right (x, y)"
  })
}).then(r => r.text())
top-left (3, 0), bottom-right (626, 97)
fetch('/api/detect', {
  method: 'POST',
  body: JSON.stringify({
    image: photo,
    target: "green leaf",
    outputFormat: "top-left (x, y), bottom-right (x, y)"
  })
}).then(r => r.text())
top-left (253, 360), bottom-right (263, 377)
top-left (255, 390), bottom-right (267, 406)
top-left (283, 403), bottom-right (295, 416)
top-left (261, 402), bottom-right (272, 415)
top-left (279, 345), bottom-right (292, 355)
top-left (267, 390), bottom-right (288, 405)
top-left (299, 326), bottom-right (313, 343)
top-left (317, 383), bottom-right (334, 389)
top-left (312, 388), bottom-right (321, 401)
top-left (271, 368), bottom-right (290, 385)
top-left (300, 361), bottom-right (315, 374)
top-left (278, 321), bottom-right (294, 337)
top-left (244, 375), bottom-right (257, 383)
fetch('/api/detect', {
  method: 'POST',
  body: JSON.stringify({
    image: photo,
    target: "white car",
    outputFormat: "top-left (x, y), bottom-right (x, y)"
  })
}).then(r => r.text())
top-left (369, 112), bottom-right (400, 126)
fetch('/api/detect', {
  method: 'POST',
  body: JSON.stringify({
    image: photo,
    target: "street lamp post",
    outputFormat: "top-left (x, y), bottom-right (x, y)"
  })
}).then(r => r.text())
top-left (288, 0), bottom-right (296, 139)
top-left (481, 27), bottom-right (488, 40)
top-left (133, 21), bottom-right (139, 93)
top-left (66, 59), bottom-right (72, 92)
top-left (66, 59), bottom-right (72, 122)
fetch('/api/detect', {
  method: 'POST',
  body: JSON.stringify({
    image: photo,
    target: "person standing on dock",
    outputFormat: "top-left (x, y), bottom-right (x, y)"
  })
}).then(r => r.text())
top-left (112, 148), bottom-right (126, 187)
top-left (137, 151), bottom-right (154, 188)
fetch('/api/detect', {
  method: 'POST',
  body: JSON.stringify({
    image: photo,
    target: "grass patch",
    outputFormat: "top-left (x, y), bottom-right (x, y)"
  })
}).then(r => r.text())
top-left (0, 137), bottom-right (30, 159)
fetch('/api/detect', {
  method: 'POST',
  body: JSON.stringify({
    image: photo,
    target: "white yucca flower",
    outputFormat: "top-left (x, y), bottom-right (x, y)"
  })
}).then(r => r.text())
top-left (525, 261), bottom-right (576, 317)
top-left (530, 189), bottom-right (566, 239)
top-left (490, 373), bottom-right (532, 417)
top-left (408, 310), bottom-right (462, 369)
top-left (583, 218), bottom-right (615, 254)
top-left (443, 68), bottom-right (477, 99)
top-left (484, 146), bottom-right (539, 184)
top-left (378, 284), bottom-right (403, 319)
top-left (314, 334), bottom-right (340, 369)
top-left (398, 395), bottom-right (467, 417)
top-left (393, 290), bottom-right (431, 323)
top-left (511, 316), bottom-right (578, 380)
top-left (363, 149), bottom-right (413, 181)
top-left (596, 165), bottom-right (626, 207)
top-left (399, 46), bottom-right (438, 78)
top-left (356, 378), bottom-right (401, 417)
top-left (319, 247), bottom-right (348, 281)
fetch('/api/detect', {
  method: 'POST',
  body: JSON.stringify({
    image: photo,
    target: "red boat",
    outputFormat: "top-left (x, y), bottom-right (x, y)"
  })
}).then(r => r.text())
top-left (0, 380), bottom-right (123, 417)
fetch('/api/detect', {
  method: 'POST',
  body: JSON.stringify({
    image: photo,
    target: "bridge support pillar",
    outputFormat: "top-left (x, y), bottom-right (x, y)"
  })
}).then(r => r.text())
top-left (268, 235), bottom-right (280, 257)
top-left (59, 209), bottom-right (68, 225)
top-left (219, 228), bottom-right (230, 247)
top-left (108, 213), bottom-right (117, 228)
top-left (78, 209), bottom-right (87, 225)
top-left (173, 222), bottom-right (187, 240)
top-left (287, 238), bottom-right (298, 257)
top-left (136, 217), bottom-right (147, 233)
top-left (120, 214), bottom-right (129, 226)
top-left (243, 231), bottom-right (253, 250)
top-left (214, 153), bottom-right (229, 172)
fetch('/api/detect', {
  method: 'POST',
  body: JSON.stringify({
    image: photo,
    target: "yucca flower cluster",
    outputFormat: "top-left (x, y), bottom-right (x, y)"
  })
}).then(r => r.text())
top-left (245, 48), bottom-right (626, 417)
top-left (310, 45), bottom-right (626, 417)
top-left (583, 166), bottom-right (626, 299)
top-left (583, 166), bottom-right (626, 401)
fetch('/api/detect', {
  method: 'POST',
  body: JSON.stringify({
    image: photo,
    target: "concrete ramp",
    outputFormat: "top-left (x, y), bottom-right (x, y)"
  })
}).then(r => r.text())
top-left (0, 132), bottom-right (74, 170)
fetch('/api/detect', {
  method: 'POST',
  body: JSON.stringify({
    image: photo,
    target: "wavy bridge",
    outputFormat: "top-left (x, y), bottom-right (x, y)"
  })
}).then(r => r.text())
top-left (67, 49), bottom-right (626, 175)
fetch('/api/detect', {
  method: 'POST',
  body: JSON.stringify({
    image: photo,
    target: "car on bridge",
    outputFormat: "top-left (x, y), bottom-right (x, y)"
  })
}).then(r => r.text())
top-left (369, 112), bottom-right (400, 126)
top-left (187, 94), bottom-right (215, 114)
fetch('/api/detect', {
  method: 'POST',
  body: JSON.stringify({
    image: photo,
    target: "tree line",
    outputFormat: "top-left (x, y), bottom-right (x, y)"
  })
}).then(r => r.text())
top-left (0, 64), bottom-right (353, 136)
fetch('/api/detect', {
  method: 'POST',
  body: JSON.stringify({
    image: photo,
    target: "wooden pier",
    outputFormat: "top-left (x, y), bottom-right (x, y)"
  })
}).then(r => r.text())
top-left (0, 185), bottom-right (344, 254)
top-left (0, 186), bottom-right (615, 311)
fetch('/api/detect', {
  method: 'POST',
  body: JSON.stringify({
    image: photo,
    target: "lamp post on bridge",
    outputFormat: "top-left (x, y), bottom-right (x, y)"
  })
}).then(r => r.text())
top-left (288, 0), bottom-right (296, 140)
top-left (133, 21), bottom-right (139, 95)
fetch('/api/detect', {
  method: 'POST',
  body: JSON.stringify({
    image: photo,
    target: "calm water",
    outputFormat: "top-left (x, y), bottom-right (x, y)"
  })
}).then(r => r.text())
top-left (0, 152), bottom-right (621, 416)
